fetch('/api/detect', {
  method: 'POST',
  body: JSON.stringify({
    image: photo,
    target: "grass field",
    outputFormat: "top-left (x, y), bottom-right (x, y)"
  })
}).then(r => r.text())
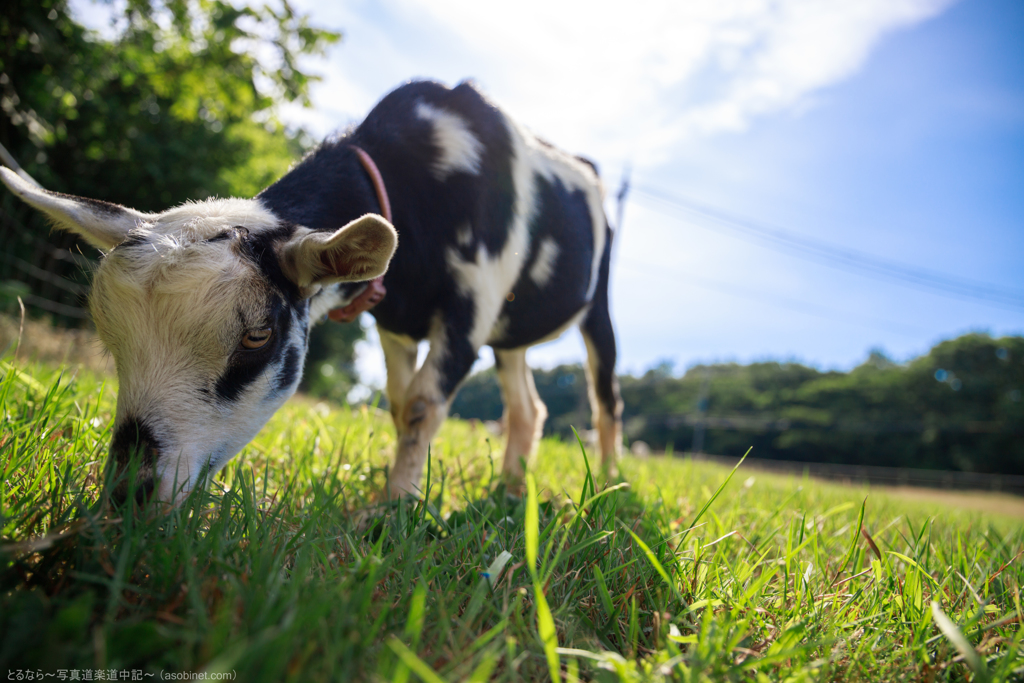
top-left (1, 357), bottom-right (1022, 682)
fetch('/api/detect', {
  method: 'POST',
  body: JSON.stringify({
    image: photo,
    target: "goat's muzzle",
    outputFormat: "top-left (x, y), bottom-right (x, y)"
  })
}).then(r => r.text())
top-left (109, 416), bottom-right (160, 506)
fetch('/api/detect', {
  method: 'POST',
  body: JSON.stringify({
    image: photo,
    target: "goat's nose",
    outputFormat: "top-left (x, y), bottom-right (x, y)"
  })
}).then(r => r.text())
top-left (109, 416), bottom-right (160, 506)
top-left (111, 476), bottom-right (155, 507)
top-left (110, 416), bottom-right (160, 468)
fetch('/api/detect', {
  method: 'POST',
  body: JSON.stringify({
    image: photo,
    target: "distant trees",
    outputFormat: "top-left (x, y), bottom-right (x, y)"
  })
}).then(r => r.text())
top-left (449, 333), bottom-right (1024, 474)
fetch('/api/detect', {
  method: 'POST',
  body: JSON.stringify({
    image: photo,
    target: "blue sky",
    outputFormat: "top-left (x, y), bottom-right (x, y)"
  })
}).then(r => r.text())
top-left (604, 0), bottom-right (1024, 374)
top-left (75, 0), bottom-right (1024, 387)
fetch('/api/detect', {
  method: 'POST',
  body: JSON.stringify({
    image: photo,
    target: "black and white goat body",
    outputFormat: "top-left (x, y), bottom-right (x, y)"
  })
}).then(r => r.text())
top-left (1, 80), bottom-right (622, 504)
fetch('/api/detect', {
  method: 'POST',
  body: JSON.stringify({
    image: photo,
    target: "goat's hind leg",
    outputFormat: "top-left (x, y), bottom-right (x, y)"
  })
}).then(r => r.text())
top-left (580, 234), bottom-right (622, 476)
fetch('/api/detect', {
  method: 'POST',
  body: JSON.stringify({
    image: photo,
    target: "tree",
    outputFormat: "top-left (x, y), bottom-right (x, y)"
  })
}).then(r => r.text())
top-left (1, 0), bottom-right (363, 393)
top-left (300, 315), bottom-right (365, 404)
top-left (1, 0), bottom-right (339, 206)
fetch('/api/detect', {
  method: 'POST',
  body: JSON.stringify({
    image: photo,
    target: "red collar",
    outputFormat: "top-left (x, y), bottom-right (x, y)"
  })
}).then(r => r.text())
top-left (350, 145), bottom-right (392, 222)
top-left (327, 146), bottom-right (391, 323)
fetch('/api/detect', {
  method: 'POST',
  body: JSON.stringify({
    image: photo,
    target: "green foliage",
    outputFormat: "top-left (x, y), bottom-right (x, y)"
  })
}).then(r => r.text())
top-left (0, 357), bottom-right (1022, 680)
top-left (1, 0), bottom-right (365, 371)
top-left (452, 333), bottom-right (1024, 474)
top-left (300, 316), bottom-right (365, 402)
top-left (1, 0), bottom-right (339, 206)
top-left (451, 363), bottom-right (591, 432)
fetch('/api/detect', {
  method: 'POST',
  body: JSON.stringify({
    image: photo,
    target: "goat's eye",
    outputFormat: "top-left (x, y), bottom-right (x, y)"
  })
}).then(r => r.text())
top-left (240, 328), bottom-right (272, 350)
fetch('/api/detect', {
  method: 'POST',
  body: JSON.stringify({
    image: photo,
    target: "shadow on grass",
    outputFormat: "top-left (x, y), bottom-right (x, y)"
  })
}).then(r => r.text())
top-left (0, 444), bottom-right (704, 682)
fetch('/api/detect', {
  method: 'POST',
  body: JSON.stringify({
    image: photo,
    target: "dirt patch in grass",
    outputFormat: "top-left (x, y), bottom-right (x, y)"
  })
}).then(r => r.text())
top-left (0, 313), bottom-right (112, 374)
top-left (872, 485), bottom-right (1024, 519)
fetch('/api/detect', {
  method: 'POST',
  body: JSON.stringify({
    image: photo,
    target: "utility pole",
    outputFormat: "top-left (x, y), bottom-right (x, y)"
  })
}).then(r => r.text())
top-left (615, 165), bottom-right (631, 233)
top-left (612, 165), bottom-right (630, 265)
top-left (691, 367), bottom-right (711, 454)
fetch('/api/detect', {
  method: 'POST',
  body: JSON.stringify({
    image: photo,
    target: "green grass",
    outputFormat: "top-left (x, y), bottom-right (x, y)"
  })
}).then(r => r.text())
top-left (0, 358), bottom-right (1022, 681)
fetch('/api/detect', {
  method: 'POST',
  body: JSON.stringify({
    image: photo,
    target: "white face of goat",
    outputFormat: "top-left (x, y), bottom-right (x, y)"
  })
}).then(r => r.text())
top-left (0, 168), bottom-right (397, 505)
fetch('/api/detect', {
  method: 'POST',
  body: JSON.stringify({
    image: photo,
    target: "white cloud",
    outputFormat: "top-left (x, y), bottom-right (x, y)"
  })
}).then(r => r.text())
top-left (274, 0), bottom-right (962, 379)
top-left (71, 0), bottom-right (969, 380)
top-left (74, 0), bottom-right (955, 168)
top-left (372, 0), bottom-right (955, 166)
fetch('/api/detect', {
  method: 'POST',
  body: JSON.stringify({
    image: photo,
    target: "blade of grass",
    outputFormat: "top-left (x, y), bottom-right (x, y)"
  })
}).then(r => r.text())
top-left (621, 522), bottom-right (681, 601)
top-left (525, 474), bottom-right (539, 575)
top-left (830, 498), bottom-right (867, 587)
top-left (526, 472), bottom-right (561, 682)
top-left (571, 426), bottom-right (596, 500)
top-left (675, 447), bottom-right (751, 552)
top-left (931, 601), bottom-right (990, 683)
top-left (467, 651), bottom-right (497, 683)
top-left (535, 581), bottom-right (561, 682)
top-left (387, 636), bottom-right (446, 683)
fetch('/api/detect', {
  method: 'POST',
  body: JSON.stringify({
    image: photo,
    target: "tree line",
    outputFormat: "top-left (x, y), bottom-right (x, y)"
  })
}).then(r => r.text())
top-left (450, 333), bottom-right (1024, 475)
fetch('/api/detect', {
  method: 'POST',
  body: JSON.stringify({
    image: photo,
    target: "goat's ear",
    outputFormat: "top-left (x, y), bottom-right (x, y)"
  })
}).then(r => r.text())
top-left (281, 214), bottom-right (398, 295)
top-left (0, 167), bottom-right (150, 250)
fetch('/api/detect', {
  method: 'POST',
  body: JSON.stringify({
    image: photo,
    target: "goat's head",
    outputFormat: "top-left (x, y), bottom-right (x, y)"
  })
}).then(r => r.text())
top-left (0, 168), bottom-right (397, 505)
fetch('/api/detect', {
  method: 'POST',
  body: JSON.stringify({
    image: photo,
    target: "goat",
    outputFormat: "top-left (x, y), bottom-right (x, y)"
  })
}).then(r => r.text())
top-left (1, 79), bottom-right (622, 504)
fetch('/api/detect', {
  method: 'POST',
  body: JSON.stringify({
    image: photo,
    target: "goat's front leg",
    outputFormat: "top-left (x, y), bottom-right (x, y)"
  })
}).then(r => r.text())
top-left (387, 318), bottom-right (477, 499)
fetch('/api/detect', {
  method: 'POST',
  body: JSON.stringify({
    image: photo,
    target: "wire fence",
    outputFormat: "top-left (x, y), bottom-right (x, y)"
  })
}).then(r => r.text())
top-left (681, 451), bottom-right (1024, 497)
top-left (0, 193), bottom-right (95, 324)
top-left (624, 411), bottom-right (1023, 436)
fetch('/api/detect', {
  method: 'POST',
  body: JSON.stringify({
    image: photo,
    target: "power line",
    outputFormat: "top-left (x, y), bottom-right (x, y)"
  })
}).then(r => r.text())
top-left (632, 184), bottom-right (1024, 311)
top-left (616, 259), bottom-right (929, 337)
top-left (626, 411), bottom-right (1021, 435)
